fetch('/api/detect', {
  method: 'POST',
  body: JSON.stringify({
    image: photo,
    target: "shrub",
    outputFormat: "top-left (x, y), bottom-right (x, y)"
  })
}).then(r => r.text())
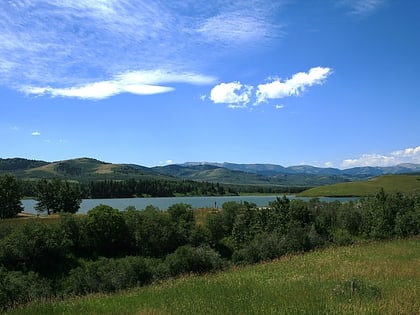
top-left (165, 245), bottom-right (226, 276)
top-left (0, 267), bottom-right (52, 311)
top-left (232, 232), bottom-right (286, 264)
top-left (0, 221), bottom-right (71, 276)
top-left (63, 256), bottom-right (154, 295)
top-left (331, 228), bottom-right (353, 246)
top-left (86, 205), bottom-right (130, 257)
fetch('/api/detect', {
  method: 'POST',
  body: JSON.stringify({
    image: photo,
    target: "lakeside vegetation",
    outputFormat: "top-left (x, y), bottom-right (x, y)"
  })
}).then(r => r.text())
top-left (6, 237), bottom-right (419, 315)
top-left (298, 174), bottom-right (420, 197)
top-left (1, 174), bottom-right (420, 312)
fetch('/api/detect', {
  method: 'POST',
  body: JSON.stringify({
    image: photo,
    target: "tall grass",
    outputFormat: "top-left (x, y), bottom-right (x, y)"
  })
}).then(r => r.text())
top-left (6, 237), bottom-right (420, 315)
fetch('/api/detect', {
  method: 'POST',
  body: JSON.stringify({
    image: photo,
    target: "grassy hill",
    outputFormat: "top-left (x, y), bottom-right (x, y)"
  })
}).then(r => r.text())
top-left (7, 237), bottom-right (420, 315)
top-left (298, 174), bottom-right (420, 197)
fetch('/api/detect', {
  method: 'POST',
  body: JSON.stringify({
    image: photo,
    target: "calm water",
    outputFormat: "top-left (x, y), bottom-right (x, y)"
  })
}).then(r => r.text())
top-left (21, 195), bottom-right (357, 215)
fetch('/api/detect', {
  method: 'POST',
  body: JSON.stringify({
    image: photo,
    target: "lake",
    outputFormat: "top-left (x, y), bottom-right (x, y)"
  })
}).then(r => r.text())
top-left (21, 195), bottom-right (357, 215)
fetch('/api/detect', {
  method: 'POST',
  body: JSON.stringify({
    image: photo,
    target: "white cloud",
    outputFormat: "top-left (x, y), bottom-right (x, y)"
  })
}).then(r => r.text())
top-left (159, 159), bottom-right (173, 166)
top-left (341, 145), bottom-right (420, 168)
top-left (31, 131), bottom-right (41, 136)
top-left (391, 146), bottom-right (420, 159)
top-left (255, 67), bottom-right (332, 104)
top-left (324, 161), bottom-right (334, 168)
top-left (208, 67), bottom-right (332, 108)
top-left (22, 70), bottom-right (216, 99)
top-left (210, 82), bottom-right (253, 108)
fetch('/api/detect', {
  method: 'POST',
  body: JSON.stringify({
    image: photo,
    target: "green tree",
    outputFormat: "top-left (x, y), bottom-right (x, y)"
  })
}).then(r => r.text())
top-left (86, 205), bottom-right (129, 257)
top-left (35, 179), bottom-right (81, 215)
top-left (59, 181), bottom-right (82, 214)
top-left (0, 173), bottom-right (23, 219)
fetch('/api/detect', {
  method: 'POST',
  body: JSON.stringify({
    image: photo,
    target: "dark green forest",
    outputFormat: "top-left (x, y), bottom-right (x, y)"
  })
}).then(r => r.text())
top-left (17, 177), bottom-right (304, 201)
top-left (1, 171), bottom-right (419, 311)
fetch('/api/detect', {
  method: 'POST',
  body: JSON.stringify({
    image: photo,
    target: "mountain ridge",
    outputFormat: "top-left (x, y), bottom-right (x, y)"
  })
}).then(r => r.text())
top-left (1, 157), bottom-right (419, 187)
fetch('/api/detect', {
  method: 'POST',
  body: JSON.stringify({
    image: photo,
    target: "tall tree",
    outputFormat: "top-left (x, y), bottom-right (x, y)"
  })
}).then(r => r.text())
top-left (35, 179), bottom-right (82, 215)
top-left (0, 173), bottom-right (23, 219)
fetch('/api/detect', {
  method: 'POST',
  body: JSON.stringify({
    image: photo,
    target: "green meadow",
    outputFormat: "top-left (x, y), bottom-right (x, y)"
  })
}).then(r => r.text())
top-left (7, 237), bottom-right (420, 315)
top-left (298, 174), bottom-right (420, 197)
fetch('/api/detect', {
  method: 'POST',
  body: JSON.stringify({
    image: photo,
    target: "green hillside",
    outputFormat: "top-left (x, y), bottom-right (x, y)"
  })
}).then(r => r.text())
top-left (2, 158), bottom-right (174, 182)
top-left (7, 238), bottom-right (420, 315)
top-left (298, 174), bottom-right (420, 197)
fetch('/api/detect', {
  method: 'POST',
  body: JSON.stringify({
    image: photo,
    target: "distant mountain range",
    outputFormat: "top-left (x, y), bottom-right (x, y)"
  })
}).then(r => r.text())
top-left (1, 157), bottom-right (419, 187)
top-left (179, 161), bottom-right (420, 177)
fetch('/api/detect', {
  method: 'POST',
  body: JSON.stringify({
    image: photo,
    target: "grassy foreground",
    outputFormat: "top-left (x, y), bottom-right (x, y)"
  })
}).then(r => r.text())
top-left (6, 237), bottom-right (420, 315)
top-left (298, 174), bottom-right (420, 197)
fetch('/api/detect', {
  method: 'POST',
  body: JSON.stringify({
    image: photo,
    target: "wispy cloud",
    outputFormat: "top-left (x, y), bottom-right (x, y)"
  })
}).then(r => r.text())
top-left (0, 0), bottom-right (281, 97)
top-left (207, 67), bottom-right (332, 109)
top-left (31, 131), bottom-right (41, 136)
top-left (159, 159), bottom-right (173, 166)
top-left (197, 11), bottom-right (281, 44)
top-left (337, 0), bottom-right (386, 16)
top-left (341, 145), bottom-right (420, 168)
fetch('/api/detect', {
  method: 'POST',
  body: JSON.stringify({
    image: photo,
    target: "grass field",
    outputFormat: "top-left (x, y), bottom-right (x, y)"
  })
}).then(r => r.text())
top-left (298, 174), bottom-right (420, 197)
top-left (6, 237), bottom-right (420, 315)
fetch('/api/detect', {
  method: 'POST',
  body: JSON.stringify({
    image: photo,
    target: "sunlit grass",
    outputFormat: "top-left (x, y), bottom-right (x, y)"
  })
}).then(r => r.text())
top-left (6, 237), bottom-right (419, 315)
top-left (299, 174), bottom-right (420, 197)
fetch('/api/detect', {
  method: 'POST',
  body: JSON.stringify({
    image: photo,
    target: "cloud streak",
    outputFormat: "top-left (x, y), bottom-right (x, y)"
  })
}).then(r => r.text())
top-left (337, 0), bottom-right (385, 16)
top-left (341, 145), bottom-right (420, 168)
top-left (23, 70), bottom-right (216, 99)
top-left (208, 67), bottom-right (332, 108)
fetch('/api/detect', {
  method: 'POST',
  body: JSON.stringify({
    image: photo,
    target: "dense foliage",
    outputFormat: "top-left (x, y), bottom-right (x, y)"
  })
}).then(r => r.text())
top-left (35, 179), bottom-right (82, 215)
top-left (0, 174), bottom-right (23, 219)
top-left (18, 178), bottom-right (305, 199)
top-left (0, 190), bottom-right (419, 311)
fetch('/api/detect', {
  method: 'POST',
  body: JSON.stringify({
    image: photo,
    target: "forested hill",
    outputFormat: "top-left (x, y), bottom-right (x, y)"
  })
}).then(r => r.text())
top-left (1, 157), bottom-right (420, 187)
top-left (0, 157), bottom-right (171, 182)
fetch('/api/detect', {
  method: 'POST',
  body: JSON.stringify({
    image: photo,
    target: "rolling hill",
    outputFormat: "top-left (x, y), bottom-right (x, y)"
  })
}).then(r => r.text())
top-left (298, 174), bottom-right (420, 197)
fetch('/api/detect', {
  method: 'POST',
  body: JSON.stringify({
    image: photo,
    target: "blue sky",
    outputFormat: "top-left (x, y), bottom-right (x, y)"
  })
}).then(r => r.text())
top-left (0, 0), bottom-right (419, 168)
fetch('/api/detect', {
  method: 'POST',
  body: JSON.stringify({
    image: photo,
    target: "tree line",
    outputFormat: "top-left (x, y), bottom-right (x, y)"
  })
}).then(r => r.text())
top-left (14, 176), bottom-right (281, 199)
top-left (0, 182), bottom-right (419, 310)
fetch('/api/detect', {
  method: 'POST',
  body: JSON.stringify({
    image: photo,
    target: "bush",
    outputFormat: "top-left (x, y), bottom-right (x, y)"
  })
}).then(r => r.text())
top-left (165, 245), bottom-right (226, 276)
top-left (86, 205), bottom-right (130, 257)
top-left (0, 267), bottom-right (52, 311)
top-left (0, 221), bottom-right (71, 276)
top-left (232, 232), bottom-right (286, 264)
top-left (63, 256), bottom-right (154, 295)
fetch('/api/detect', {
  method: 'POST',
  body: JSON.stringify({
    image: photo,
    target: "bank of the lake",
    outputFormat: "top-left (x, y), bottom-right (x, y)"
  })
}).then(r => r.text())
top-left (21, 195), bottom-right (358, 215)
